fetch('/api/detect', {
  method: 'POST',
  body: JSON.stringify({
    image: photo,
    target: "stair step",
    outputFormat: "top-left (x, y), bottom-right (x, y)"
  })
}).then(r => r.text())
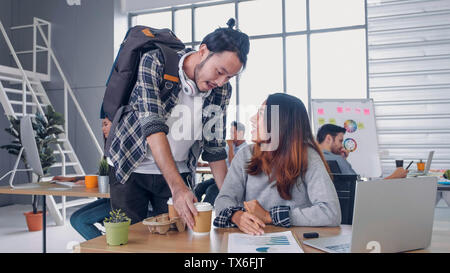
top-left (0, 75), bottom-right (40, 84)
top-left (10, 100), bottom-right (48, 107)
top-left (14, 113), bottom-right (36, 117)
top-left (51, 162), bottom-right (80, 168)
top-left (0, 64), bottom-right (50, 82)
top-left (4, 87), bottom-right (45, 96)
top-left (53, 150), bottom-right (73, 155)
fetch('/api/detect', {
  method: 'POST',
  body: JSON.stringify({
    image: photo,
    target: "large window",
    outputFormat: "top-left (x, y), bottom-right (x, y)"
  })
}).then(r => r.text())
top-left (130, 0), bottom-right (368, 139)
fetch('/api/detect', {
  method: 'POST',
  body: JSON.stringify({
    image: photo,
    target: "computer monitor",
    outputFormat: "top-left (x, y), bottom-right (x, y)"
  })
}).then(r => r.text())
top-left (0, 116), bottom-right (44, 188)
top-left (20, 115), bottom-right (43, 177)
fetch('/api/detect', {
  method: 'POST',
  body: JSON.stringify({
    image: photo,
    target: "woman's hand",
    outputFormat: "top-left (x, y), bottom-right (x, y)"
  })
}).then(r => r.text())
top-left (52, 176), bottom-right (76, 182)
top-left (244, 200), bottom-right (272, 224)
top-left (231, 211), bottom-right (265, 236)
top-left (74, 180), bottom-right (85, 185)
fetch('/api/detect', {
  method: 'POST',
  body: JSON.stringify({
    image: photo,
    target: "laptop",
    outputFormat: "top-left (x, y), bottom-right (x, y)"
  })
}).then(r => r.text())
top-left (303, 177), bottom-right (438, 253)
top-left (408, 151), bottom-right (434, 177)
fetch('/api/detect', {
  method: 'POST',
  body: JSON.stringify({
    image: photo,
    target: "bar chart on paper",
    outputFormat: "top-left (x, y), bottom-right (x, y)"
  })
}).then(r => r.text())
top-left (228, 231), bottom-right (304, 253)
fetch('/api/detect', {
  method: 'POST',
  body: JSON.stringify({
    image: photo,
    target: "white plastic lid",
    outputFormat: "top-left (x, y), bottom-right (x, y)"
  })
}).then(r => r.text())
top-left (194, 202), bottom-right (213, 212)
top-left (167, 198), bottom-right (173, 205)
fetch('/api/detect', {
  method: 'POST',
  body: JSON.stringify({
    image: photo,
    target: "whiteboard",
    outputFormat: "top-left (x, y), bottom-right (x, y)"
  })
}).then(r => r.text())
top-left (311, 99), bottom-right (382, 178)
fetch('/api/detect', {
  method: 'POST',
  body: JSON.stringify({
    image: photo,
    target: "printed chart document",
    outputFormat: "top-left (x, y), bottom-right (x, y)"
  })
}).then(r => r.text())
top-left (228, 231), bottom-right (304, 253)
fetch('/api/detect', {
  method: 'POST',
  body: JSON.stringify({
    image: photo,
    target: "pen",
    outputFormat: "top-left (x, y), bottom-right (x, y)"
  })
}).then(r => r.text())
top-left (405, 161), bottom-right (413, 170)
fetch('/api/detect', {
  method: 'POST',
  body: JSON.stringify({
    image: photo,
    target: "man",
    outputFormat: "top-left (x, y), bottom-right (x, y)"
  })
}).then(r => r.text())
top-left (194, 121), bottom-right (247, 205)
top-left (107, 20), bottom-right (250, 228)
top-left (226, 121), bottom-right (247, 166)
top-left (317, 124), bottom-right (408, 179)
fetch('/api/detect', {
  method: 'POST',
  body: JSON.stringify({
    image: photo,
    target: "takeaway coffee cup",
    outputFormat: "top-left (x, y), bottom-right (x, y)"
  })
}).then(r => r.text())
top-left (167, 198), bottom-right (179, 219)
top-left (192, 202), bottom-right (213, 235)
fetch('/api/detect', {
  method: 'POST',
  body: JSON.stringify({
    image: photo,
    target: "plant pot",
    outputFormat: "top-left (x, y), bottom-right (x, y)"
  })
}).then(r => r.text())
top-left (24, 211), bottom-right (45, 232)
top-left (98, 176), bottom-right (109, 193)
top-left (104, 219), bottom-right (131, 246)
top-left (85, 175), bottom-right (98, 189)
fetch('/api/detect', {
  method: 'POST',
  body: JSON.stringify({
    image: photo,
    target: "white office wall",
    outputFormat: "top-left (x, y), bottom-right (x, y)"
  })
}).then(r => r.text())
top-left (121, 0), bottom-right (207, 12)
top-left (367, 0), bottom-right (450, 175)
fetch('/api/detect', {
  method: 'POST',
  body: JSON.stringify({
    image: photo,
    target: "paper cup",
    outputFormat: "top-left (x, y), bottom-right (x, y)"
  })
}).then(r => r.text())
top-left (192, 202), bottom-right (213, 235)
top-left (167, 198), bottom-right (179, 219)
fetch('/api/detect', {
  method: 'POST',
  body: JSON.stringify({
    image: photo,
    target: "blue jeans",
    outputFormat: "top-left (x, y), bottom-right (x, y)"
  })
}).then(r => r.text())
top-left (194, 178), bottom-right (219, 206)
top-left (70, 198), bottom-right (111, 241)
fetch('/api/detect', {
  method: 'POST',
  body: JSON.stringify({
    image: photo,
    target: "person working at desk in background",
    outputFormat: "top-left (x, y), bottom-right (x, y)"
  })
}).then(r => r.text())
top-left (194, 121), bottom-right (247, 206)
top-left (106, 19), bottom-right (250, 228)
top-left (214, 93), bottom-right (341, 236)
top-left (316, 124), bottom-right (408, 179)
top-left (53, 116), bottom-right (112, 240)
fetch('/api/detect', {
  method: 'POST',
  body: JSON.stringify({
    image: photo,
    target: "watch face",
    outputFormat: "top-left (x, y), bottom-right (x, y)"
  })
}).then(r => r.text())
top-left (344, 119), bottom-right (358, 133)
top-left (344, 138), bottom-right (357, 152)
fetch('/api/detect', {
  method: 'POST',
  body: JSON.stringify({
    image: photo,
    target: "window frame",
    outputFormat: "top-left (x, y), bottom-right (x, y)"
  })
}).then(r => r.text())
top-left (129, 0), bottom-right (369, 122)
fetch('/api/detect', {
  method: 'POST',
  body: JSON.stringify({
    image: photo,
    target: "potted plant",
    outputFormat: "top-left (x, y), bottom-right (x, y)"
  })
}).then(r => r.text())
top-left (104, 209), bottom-right (131, 246)
top-left (98, 158), bottom-right (109, 193)
top-left (1, 106), bottom-right (64, 231)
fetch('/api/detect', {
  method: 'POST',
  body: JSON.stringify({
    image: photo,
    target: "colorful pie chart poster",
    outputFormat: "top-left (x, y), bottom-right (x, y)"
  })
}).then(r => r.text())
top-left (312, 99), bottom-right (382, 178)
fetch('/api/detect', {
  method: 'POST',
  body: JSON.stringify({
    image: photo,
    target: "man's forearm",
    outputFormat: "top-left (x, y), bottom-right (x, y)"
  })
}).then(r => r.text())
top-left (209, 159), bottom-right (228, 190)
top-left (146, 132), bottom-right (187, 193)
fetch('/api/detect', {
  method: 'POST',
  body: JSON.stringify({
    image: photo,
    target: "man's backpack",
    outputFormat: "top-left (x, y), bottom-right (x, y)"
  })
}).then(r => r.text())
top-left (102, 26), bottom-right (185, 121)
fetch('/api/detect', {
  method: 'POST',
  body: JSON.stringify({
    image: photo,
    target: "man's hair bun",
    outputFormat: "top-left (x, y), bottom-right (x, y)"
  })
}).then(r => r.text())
top-left (226, 18), bottom-right (236, 29)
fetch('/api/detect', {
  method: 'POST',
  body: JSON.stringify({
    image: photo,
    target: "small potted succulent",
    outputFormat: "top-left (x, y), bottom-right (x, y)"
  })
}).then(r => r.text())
top-left (98, 158), bottom-right (109, 193)
top-left (104, 209), bottom-right (131, 246)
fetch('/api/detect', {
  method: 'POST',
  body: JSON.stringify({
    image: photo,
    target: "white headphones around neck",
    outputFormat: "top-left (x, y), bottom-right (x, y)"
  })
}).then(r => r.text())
top-left (178, 51), bottom-right (198, 96)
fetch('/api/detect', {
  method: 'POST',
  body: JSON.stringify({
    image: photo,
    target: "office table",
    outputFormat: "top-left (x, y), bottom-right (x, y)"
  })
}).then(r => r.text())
top-left (78, 221), bottom-right (450, 253)
top-left (0, 183), bottom-right (109, 253)
top-left (438, 184), bottom-right (450, 191)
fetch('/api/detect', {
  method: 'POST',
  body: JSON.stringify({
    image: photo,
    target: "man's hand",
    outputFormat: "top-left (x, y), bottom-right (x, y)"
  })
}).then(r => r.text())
top-left (340, 148), bottom-right (349, 159)
top-left (172, 185), bottom-right (198, 229)
top-left (385, 167), bottom-right (409, 179)
top-left (231, 210), bottom-right (265, 236)
top-left (147, 132), bottom-right (199, 229)
top-left (244, 200), bottom-right (272, 224)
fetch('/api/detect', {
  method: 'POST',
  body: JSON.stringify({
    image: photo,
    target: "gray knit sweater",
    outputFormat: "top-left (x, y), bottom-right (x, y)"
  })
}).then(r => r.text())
top-left (213, 144), bottom-right (341, 227)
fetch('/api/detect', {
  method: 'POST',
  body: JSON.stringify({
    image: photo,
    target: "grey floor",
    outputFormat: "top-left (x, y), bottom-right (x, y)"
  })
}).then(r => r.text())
top-left (1, 199), bottom-right (450, 253)
top-left (0, 204), bottom-right (88, 253)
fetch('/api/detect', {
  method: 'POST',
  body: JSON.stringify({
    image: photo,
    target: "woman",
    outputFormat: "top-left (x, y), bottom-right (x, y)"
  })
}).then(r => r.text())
top-left (68, 117), bottom-right (112, 240)
top-left (213, 93), bottom-right (341, 235)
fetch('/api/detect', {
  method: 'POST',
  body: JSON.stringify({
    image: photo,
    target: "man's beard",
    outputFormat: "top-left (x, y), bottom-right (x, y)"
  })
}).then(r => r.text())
top-left (331, 146), bottom-right (341, 155)
top-left (193, 53), bottom-right (214, 91)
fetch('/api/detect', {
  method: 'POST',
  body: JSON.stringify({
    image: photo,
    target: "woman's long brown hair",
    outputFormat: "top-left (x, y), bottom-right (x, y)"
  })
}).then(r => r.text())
top-left (247, 93), bottom-right (331, 200)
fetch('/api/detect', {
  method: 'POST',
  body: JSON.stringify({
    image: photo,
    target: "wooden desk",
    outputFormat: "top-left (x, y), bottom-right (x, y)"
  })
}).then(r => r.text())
top-left (79, 223), bottom-right (350, 253)
top-left (0, 183), bottom-right (110, 198)
top-left (438, 184), bottom-right (450, 191)
top-left (79, 221), bottom-right (450, 253)
top-left (0, 183), bottom-right (109, 253)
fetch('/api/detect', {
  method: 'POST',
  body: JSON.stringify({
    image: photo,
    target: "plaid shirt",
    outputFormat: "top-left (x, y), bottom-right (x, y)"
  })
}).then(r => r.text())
top-left (213, 206), bottom-right (292, 228)
top-left (109, 48), bottom-right (231, 186)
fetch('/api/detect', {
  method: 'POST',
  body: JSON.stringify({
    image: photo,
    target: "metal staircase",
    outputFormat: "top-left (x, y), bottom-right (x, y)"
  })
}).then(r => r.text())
top-left (0, 18), bottom-right (103, 225)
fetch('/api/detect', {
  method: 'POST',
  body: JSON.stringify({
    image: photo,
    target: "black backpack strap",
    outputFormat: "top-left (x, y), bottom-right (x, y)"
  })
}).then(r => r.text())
top-left (156, 43), bottom-right (181, 100)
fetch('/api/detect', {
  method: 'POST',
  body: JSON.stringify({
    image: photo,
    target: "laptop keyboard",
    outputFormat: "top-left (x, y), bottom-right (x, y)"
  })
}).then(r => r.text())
top-left (326, 243), bottom-right (350, 253)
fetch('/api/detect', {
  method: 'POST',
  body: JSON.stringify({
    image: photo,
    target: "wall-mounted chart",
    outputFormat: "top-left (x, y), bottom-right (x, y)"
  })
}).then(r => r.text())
top-left (312, 99), bottom-right (382, 178)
